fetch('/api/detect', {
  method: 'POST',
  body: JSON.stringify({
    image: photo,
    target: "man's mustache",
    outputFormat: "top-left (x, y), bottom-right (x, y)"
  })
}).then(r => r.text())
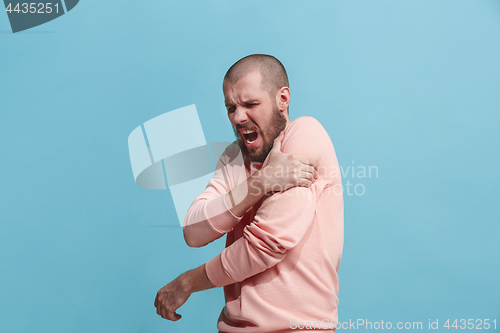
top-left (236, 124), bottom-right (259, 131)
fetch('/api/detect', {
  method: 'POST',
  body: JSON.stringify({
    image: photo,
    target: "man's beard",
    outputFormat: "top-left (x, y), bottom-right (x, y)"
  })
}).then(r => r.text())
top-left (233, 105), bottom-right (287, 163)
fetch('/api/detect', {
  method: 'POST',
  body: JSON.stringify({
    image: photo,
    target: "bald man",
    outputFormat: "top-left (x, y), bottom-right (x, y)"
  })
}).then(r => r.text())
top-left (155, 55), bottom-right (344, 332)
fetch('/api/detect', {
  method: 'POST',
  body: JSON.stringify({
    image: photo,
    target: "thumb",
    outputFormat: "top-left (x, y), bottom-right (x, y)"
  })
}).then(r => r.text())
top-left (272, 131), bottom-right (284, 152)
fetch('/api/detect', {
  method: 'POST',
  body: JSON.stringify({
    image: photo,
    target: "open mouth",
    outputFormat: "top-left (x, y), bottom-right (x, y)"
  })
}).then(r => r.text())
top-left (240, 128), bottom-right (258, 145)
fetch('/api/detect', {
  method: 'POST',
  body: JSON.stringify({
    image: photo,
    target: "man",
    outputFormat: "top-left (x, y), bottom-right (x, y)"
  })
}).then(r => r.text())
top-left (154, 54), bottom-right (344, 332)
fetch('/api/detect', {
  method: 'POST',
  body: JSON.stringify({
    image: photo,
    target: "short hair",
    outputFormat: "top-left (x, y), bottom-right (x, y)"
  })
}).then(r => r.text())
top-left (224, 54), bottom-right (289, 99)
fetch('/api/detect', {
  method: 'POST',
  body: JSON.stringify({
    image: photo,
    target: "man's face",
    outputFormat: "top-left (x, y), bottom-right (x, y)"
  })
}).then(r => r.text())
top-left (223, 70), bottom-right (287, 163)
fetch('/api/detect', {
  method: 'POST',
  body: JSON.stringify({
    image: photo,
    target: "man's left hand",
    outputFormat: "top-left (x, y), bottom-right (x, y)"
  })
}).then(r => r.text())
top-left (154, 264), bottom-right (215, 321)
top-left (154, 277), bottom-right (191, 321)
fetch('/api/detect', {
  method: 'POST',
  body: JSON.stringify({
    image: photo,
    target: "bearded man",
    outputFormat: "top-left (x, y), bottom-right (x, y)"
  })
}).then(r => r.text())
top-left (154, 54), bottom-right (344, 333)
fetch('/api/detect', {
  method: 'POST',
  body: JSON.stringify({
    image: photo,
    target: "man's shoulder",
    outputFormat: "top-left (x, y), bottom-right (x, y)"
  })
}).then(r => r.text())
top-left (286, 116), bottom-right (330, 142)
top-left (290, 115), bottom-right (322, 125)
top-left (283, 116), bottom-right (335, 162)
top-left (287, 116), bottom-right (327, 135)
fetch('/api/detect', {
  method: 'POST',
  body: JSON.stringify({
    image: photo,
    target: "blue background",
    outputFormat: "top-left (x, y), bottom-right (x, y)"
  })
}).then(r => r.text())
top-left (1, 0), bottom-right (499, 332)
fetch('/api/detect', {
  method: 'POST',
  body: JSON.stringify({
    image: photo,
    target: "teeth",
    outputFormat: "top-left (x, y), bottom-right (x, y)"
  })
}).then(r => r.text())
top-left (240, 128), bottom-right (257, 145)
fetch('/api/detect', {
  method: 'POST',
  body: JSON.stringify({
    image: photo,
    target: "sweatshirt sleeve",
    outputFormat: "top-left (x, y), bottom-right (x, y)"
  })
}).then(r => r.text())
top-left (182, 145), bottom-right (244, 248)
top-left (205, 117), bottom-right (332, 287)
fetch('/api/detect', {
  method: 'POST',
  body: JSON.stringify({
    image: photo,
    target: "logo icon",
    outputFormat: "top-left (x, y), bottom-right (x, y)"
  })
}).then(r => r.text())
top-left (128, 105), bottom-right (243, 226)
top-left (4, 0), bottom-right (79, 33)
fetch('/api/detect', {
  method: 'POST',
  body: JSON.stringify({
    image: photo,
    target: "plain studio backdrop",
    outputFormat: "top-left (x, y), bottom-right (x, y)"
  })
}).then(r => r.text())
top-left (0, 1), bottom-right (499, 332)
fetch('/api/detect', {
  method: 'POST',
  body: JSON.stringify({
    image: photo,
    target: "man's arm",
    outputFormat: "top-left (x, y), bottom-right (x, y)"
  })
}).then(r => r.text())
top-left (156, 128), bottom-right (320, 321)
top-left (181, 143), bottom-right (243, 247)
top-left (206, 117), bottom-right (335, 286)
top-left (183, 133), bottom-right (317, 247)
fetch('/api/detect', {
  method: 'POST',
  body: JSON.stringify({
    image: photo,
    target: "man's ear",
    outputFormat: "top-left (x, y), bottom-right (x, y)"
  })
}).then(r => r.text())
top-left (276, 87), bottom-right (291, 112)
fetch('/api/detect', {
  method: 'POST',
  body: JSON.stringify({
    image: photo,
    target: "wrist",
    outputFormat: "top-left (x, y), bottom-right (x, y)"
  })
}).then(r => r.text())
top-left (178, 264), bottom-right (214, 294)
top-left (178, 271), bottom-right (194, 294)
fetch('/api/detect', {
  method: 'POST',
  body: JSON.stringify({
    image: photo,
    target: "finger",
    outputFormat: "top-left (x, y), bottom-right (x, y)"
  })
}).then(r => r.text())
top-left (311, 158), bottom-right (318, 169)
top-left (297, 155), bottom-right (318, 169)
top-left (299, 179), bottom-right (313, 188)
top-left (297, 166), bottom-right (313, 179)
top-left (302, 165), bottom-right (318, 179)
top-left (154, 295), bottom-right (158, 308)
top-left (158, 304), bottom-right (171, 320)
top-left (299, 174), bottom-right (315, 186)
top-left (272, 131), bottom-right (284, 152)
top-left (165, 308), bottom-right (182, 321)
top-left (156, 304), bottom-right (162, 316)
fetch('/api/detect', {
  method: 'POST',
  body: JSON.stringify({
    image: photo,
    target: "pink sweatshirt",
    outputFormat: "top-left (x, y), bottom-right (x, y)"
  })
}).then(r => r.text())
top-left (183, 117), bottom-right (344, 332)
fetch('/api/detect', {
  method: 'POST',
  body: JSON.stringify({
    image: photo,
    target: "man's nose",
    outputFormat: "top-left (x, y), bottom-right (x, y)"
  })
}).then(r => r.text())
top-left (233, 107), bottom-right (248, 125)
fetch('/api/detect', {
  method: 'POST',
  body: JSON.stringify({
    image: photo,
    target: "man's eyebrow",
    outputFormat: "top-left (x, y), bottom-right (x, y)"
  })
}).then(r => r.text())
top-left (242, 99), bottom-right (259, 104)
top-left (225, 99), bottom-right (259, 108)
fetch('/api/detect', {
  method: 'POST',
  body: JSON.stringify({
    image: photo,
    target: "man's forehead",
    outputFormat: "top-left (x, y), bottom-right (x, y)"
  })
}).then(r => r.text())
top-left (223, 71), bottom-right (266, 105)
top-left (225, 67), bottom-right (262, 86)
top-left (224, 70), bottom-right (262, 91)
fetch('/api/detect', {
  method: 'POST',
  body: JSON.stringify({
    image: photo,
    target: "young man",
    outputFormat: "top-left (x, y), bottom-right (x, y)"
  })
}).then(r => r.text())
top-left (155, 54), bottom-right (344, 332)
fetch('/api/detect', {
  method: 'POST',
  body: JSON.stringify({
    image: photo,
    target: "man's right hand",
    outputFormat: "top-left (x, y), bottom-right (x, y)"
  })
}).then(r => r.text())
top-left (223, 131), bottom-right (318, 218)
top-left (259, 131), bottom-right (318, 194)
